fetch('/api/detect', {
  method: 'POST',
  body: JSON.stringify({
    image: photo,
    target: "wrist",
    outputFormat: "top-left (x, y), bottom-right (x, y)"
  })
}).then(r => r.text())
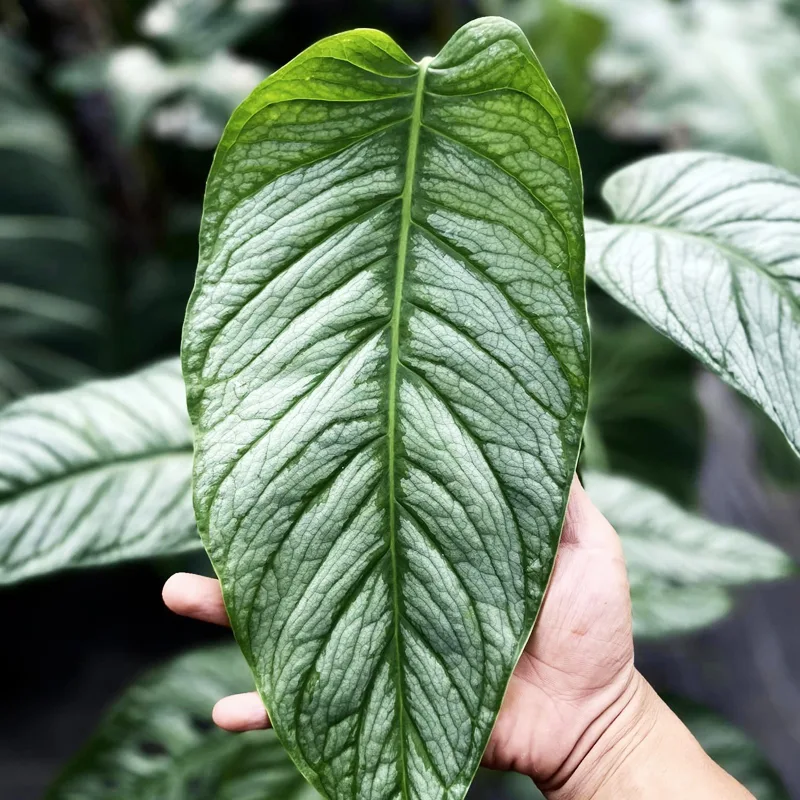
top-left (538, 671), bottom-right (755, 800)
top-left (538, 670), bottom-right (660, 800)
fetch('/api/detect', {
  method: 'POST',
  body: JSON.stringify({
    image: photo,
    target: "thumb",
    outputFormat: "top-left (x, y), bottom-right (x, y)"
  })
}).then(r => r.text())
top-left (560, 474), bottom-right (623, 554)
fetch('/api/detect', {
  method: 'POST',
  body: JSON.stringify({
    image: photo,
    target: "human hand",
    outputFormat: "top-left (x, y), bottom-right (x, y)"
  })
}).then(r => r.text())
top-left (479, 475), bottom-right (637, 788)
top-left (162, 477), bottom-right (751, 798)
top-left (162, 477), bottom-right (636, 791)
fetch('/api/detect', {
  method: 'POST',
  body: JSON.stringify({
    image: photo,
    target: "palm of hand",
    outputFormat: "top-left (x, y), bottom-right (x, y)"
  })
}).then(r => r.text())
top-left (482, 479), bottom-right (635, 786)
top-left (163, 478), bottom-right (635, 791)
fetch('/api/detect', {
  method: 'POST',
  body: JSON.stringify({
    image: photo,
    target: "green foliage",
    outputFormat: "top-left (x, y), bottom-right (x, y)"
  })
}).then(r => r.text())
top-left (58, 47), bottom-right (267, 147)
top-left (4, 369), bottom-right (787, 643)
top-left (586, 315), bottom-right (702, 503)
top-left (183, 18), bottom-right (588, 800)
top-left (491, 773), bottom-right (547, 798)
top-left (482, 0), bottom-right (606, 117)
top-left (0, 38), bottom-right (103, 403)
top-left (585, 472), bottom-right (795, 638)
top-left (671, 699), bottom-right (790, 799)
top-left (747, 400), bottom-right (800, 489)
top-left (56, 0), bottom-right (282, 147)
top-left (0, 360), bottom-right (195, 585)
top-left (45, 645), bottom-right (787, 800)
top-left (586, 152), bottom-right (800, 457)
top-left (47, 646), bottom-right (318, 800)
top-left (469, 771), bottom-right (545, 799)
top-left (0, 2), bottom-right (798, 797)
top-left (140, 0), bottom-right (285, 57)
top-left (586, 0), bottom-right (800, 174)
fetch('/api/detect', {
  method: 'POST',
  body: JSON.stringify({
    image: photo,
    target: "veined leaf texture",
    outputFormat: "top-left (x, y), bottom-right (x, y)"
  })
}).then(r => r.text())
top-left (183, 18), bottom-right (588, 800)
top-left (0, 360), bottom-right (195, 584)
top-left (586, 152), bottom-right (800, 456)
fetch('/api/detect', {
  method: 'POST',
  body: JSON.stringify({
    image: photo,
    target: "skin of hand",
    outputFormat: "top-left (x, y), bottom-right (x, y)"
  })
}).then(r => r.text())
top-left (162, 476), bottom-right (754, 799)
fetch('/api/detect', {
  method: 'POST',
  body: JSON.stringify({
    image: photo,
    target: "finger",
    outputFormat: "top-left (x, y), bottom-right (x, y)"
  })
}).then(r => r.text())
top-left (213, 692), bottom-right (271, 732)
top-left (162, 573), bottom-right (230, 627)
top-left (560, 474), bottom-right (621, 551)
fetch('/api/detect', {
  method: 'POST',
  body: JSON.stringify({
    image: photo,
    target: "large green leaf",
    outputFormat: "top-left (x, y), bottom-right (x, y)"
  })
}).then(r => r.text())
top-left (586, 152), bottom-right (800, 457)
top-left (585, 0), bottom-right (800, 174)
top-left (47, 646), bottom-right (318, 799)
top-left (183, 18), bottom-right (588, 800)
top-left (584, 472), bottom-right (795, 638)
top-left (0, 360), bottom-right (197, 585)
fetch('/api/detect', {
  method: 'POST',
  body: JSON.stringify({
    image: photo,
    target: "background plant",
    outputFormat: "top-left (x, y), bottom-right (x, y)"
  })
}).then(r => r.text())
top-left (1, 0), bottom-right (800, 798)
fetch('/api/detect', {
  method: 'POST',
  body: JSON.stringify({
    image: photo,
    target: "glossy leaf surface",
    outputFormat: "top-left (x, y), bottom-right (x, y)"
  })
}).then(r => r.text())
top-left (584, 471), bottom-right (795, 638)
top-left (586, 152), bottom-right (800, 456)
top-left (184, 18), bottom-right (588, 800)
top-left (47, 646), bottom-right (318, 800)
top-left (0, 360), bottom-right (196, 584)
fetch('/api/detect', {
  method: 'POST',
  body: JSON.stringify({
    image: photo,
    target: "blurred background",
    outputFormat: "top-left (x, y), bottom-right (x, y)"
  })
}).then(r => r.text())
top-left (1, 0), bottom-right (800, 797)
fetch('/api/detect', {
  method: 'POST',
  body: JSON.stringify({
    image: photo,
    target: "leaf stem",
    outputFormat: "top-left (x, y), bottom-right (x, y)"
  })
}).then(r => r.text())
top-left (387, 54), bottom-right (430, 799)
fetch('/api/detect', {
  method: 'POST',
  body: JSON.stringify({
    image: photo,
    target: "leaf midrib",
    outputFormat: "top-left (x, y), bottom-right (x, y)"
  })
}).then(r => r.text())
top-left (387, 55), bottom-right (430, 800)
top-left (0, 447), bottom-right (192, 505)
